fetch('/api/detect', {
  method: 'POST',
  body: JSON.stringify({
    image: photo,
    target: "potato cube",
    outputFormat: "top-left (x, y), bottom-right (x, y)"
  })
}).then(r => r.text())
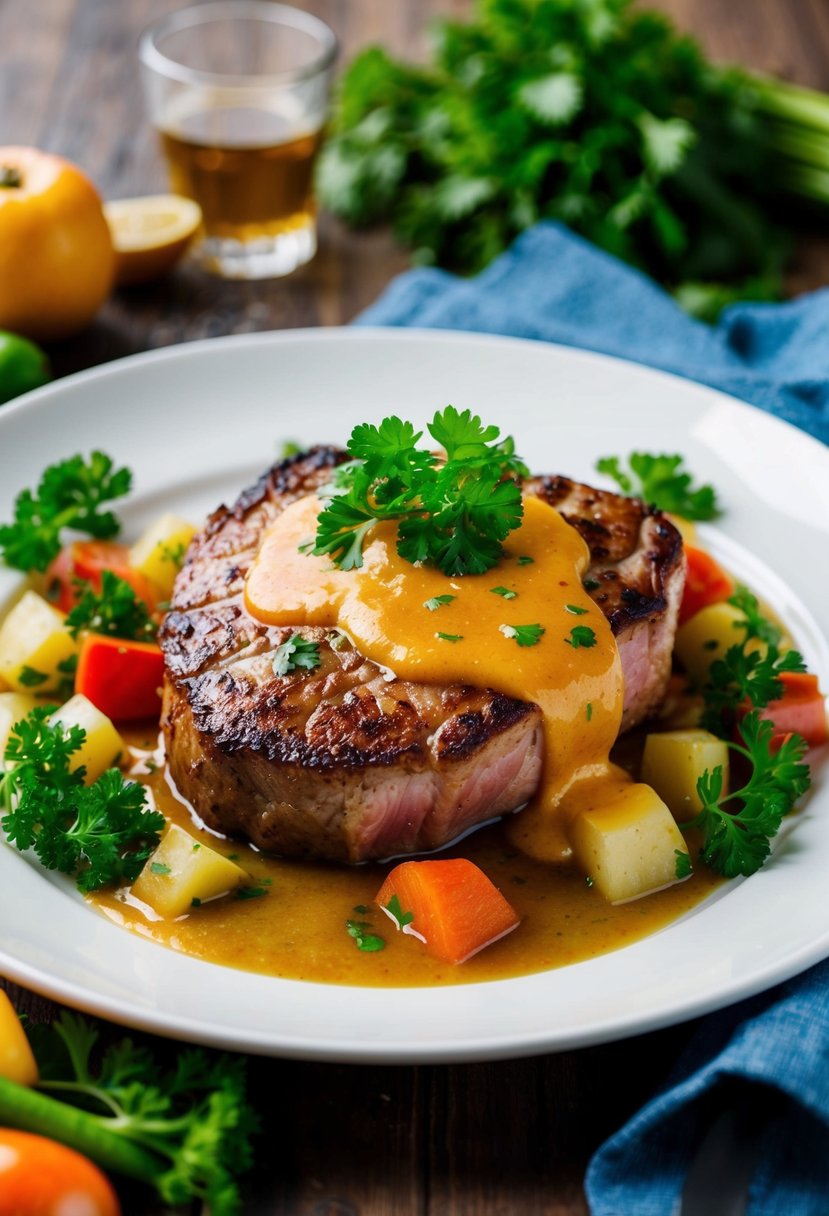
top-left (129, 514), bottom-right (196, 596)
top-left (570, 782), bottom-right (690, 904)
top-left (50, 694), bottom-right (125, 784)
top-left (0, 692), bottom-right (39, 756)
top-left (132, 824), bottom-right (247, 918)
top-left (0, 591), bottom-right (78, 694)
top-left (674, 602), bottom-right (749, 686)
top-left (641, 730), bottom-right (729, 822)
top-left (0, 989), bottom-right (38, 1086)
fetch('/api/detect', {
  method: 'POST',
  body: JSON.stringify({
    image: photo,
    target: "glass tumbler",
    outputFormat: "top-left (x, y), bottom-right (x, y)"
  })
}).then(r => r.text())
top-left (139, 1), bottom-right (337, 279)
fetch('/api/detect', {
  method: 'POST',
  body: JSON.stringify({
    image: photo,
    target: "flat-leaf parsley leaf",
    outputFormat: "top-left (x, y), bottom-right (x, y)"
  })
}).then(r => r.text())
top-left (272, 634), bottom-right (321, 677)
top-left (500, 623), bottom-right (545, 647)
top-left (596, 453), bottom-right (721, 520)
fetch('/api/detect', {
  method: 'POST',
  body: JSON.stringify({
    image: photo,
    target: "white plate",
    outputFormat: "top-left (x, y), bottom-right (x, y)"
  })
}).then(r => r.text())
top-left (1, 328), bottom-right (828, 1063)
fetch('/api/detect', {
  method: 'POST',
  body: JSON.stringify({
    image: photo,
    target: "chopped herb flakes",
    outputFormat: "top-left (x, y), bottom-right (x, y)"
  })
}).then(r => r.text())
top-left (424, 594), bottom-right (455, 611)
top-left (586, 703), bottom-right (593, 721)
top-left (583, 578), bottom-right (600, 591)
top-left (436, 631), bottom-right (463, 643)
top-left (674, 850), bottom-right (693, 879)
top-left (236, 887), bottom-right (268, 901)
top-left (150, 862), bottom-right (171, 876)
top-left (17, 665), bottom-right (49, 687)
top-left (384, 893), bottom-right (415, 930)
top-left (517, 556), bottom-right (534, 566)
top-left (565, 604), bottom-right (588, 616)
top-left (565, 626), bottom-right (597, 649)
top-left (491, 586), bottom-right (517, 600)
top-left (500, 623), bottom-right (545, 647)
top-left (272, 634), bottom-right (321, 677)
top-left (346, 919), bottom-right (385, 952)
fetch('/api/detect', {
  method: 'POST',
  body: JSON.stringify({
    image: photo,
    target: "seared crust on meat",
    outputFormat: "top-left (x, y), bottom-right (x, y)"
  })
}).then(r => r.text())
top-left (161, 448), bottom-right (684, 861)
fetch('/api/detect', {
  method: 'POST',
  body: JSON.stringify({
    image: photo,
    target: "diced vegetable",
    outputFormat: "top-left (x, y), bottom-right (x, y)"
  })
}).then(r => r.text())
top-left (75, 634), bottom-right (164, 722)
top-left (665, 514), bottom-right (698, 546)
top-left (0, 590), bottom-right (78, 693)
top-left (679, 546), bottom-right (734, 626)
top-left (43, 543), bottom-right (79, 612)
top-left (0, 990), bottom-right (38, 1087)
top-left (0, 691), bottom-right (39, 754)
top-left (129, 513), bottom-right (196, 596)
top-left (569, 783), bottom-right (690, 904)
top-left (0, 1129), bottom-right (120, 1215)
top-left (756, 672), bottom-right (828, 748)
top-left (641, 729), bottom-right (730, 822)
top-left (376, 858), bottom-right (520, 964)
top-left (674, 601), bottom-right (753, 686)
top-left (131, 824), bottom-right (247, 918)
top-left (49, 694), bottom-right (125, 784)
top-left (71, 540), bottom-right (158, 610)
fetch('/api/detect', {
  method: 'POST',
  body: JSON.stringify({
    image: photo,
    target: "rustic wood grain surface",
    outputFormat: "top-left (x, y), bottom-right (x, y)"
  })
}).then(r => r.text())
top-left (1, 1), bottom-right (828, 1213)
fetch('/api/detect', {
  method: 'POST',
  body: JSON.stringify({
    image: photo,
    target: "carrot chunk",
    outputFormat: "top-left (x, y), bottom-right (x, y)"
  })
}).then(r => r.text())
top-left (757, 671), bottom-right (828, 748)
top-left (76, 634), bottom-right (164, 722)
top-left (679, 546), bottom-right (733, 625)
top-left (376, 859), bottom-right (520, 964)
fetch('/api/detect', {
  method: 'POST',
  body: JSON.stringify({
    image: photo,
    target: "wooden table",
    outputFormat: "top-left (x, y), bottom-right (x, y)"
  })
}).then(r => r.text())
top-left (1, 2), bottom-right (828, 1212)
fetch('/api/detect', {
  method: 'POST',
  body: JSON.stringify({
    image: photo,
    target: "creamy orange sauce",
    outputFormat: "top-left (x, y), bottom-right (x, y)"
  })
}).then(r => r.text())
top-left (90, 747), bottom-right (721, 986)
top-left (245, 494), bottom-right (624, 860)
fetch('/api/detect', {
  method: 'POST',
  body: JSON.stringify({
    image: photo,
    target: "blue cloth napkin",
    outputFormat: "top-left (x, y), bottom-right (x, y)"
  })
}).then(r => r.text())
top-left (356, 222), bottom-right (829, 445)
top-left (356, 222), bottom-right (829, 1214)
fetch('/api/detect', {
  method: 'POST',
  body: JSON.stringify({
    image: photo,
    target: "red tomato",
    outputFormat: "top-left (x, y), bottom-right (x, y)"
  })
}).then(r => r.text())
top-left (679, 546), bottom-right (733, 625)
top-left (76, 634), bottom-right (164, 722)
top-left (0, 1129), bottom-right (119, 1216)
top-left (43, 541), bottom-right (157, 614)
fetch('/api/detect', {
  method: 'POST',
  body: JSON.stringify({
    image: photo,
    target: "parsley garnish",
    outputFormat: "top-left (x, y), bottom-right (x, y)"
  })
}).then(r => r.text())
top-left (436, 631), bottom-right (463, 643)
top-left (700, 643), bottom-right (806, 737)
top-left (17, 665), bottom-right (49, 688)
top-left (0, 451), bottom-right (132, 572)
top-left (424, 594), bottom-right (456, 611)
top-left (516, 556), bottom-right (534, 566)
top-left (0, 708), bottom-right (164, 893)
top-left (236, 886), bottom-right (267, 901)
top-left (491, 586), bottom-right (517, 600)
top-left (595, 453), bottom-right (721, 520)
top-left (500, 623), bottom-right (545, 647)
top-left (586, 703), bottom-right (593, 722)
top-left (565, 604), bottom-right (588, 615)
top-left (272, 634), bottom-right (321, 677)
top-left (685, 712), bottom-right (810, 877)
top-left (583, 578), bottom-right (600, 591)
top-left (383, 893), bottom-right (415, 930)
top-left (729, 585), bottom-right (783, 647)
top-left (150, 862), bottom-right (172, 875)
top-left (159, 541), bottom-right (186, 568)
top-left (312, 407), bottom-right (528, 576)
top-left (13, 1011), bottom-right (257, 1211)
top-left (346, 919), bottom-right (385, 952)
top-left (66, 570), bottom-right (157, 643)
top-left (565, 626), bottom-right (597, 649)
top-left (674, 850), bottom-right (693, 879)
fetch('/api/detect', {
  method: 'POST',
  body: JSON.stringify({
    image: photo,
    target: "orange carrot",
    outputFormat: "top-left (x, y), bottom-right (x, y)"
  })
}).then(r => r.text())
top-left (376, 859), bottom-right (520, 964)
top-left (679, 546), bottom-right (733, 625)
top-left (76, 634), bottom-right (164, 722)
top-left (757, 672), bottom-right (828, 748)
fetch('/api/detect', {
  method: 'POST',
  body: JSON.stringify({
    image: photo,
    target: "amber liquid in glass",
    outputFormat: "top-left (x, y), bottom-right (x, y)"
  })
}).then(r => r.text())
top-left (160, 107), bottom-right (322, 241)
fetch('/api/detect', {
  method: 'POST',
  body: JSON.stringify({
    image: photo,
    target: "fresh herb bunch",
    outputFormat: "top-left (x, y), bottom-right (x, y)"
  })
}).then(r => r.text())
top-left (66, 570), bottom-right (157, 643)
top-left (0, 452), bottom-right (131, 573)
top-left (686, 587), bottom-right (812, 877)
top-left (596, 452), bottom-right (721, 519)
top-left (0, 1012), bottom-right (257, 1215)
top-left (312, 407), bottom-right (528, 576)
top-left (318, 0), bottom-right (788, 313)
top-left (0, 707), bottom-right (164, 892)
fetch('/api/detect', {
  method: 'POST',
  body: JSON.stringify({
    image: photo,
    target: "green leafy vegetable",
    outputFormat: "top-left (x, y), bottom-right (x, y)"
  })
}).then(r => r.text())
top-left (436, 631), bottom-right (464, 643)
top-left (674, 849), bottom-right (693, 879)
top-left (595, 453), bottom-right (721, 519)
top-left (685, 712), bottom-right (810, 877)
top-left (272, 634), bottom-right (321, 677)
top-left (318, 0), bottom-right (792, 311)
top-left (312, 407), bottom-right (528, 576)
top-left (424, 594), bottom-right (456, 611)
top-left (0, 1012), bottom-right (257, 1215)
top-left (383, 893), bottom-right (415, 930)
top-left (235, 886), bottom-right (268, 901)
top-left (564, 604), bottom-right (588, 615)
top-left (500, 623), bottom-right (545, 647)
top-left (516, 556), bottom-right (534, 566)
top-left (565, 625), bottom-right (597, 649)
top-left (729, 584), bottom-right (783, 647)
top-left (66, 570), bottom-right (157, 643)
top-left (17, 665), bottom-right (49, 687)
top-left (491, 586), bottom-right (517, 600)
top-left (0, 451), bottom-right (132, 572)
top-left (346, 919), bottom-right (386, 951)
top-left (700, 641), bottom-right (806, 736)
top-left (0, 708), bottom-right (164, 893)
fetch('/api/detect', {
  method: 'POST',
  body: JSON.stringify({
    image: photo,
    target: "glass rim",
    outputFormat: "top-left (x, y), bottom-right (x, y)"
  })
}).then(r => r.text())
top-left (139, 1), bottom-right (338, 89)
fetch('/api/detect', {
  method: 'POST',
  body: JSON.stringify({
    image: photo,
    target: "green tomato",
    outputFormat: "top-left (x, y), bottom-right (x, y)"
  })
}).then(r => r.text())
top-left (0, 330), bottom-right (50, 404)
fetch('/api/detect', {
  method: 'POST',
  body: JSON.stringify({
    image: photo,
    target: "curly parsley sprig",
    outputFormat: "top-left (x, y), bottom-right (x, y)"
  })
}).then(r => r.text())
top-left (0, 452), bottom-right (132, 573)
top-left (66, 570), bottom-right (157, 643)
top-left (312, 408), bottom-right (528, 576)
top-left (0, 707), bottom-right (164, 892)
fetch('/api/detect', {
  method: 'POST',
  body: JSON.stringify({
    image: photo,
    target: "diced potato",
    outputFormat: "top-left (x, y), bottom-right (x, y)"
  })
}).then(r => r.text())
top-left (0, 692), bottom-right (39, 756)
top-left (674, 602), bottom-right (751, 686)
top-left (0, 990), bottom-right (38, 1086)
top-left (666, 513), bottom-right (698, 545)
top-left (132, 824), bottom-right (247, 918)
top-left (570, 782), bottom-right (690, 904)
top-left (50, 694), bottom-right (125, 784)
top-left (641, 729), bottom-right (729, 823)
top-left (0, 590), bottom-right (78, 694)
top-left (129, 513), bottom-right (196, 596)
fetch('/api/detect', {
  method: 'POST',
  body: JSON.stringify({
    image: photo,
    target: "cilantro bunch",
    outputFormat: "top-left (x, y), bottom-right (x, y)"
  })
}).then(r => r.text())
top-left (0, 707), bottom-right (164, 892)
top-left (312, 407), bottom-right (528, 575)
top-left (318, 0), bottom-right (788, 313)
top-left (0, 1012), bottom-right (257, 1215)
